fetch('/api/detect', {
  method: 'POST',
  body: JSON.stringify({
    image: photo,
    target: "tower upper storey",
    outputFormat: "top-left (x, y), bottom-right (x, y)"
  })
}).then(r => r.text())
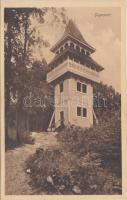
top-left (47, 20), bottom-right (104, 84)
top-left (51, 19), bottom-right (95, 54)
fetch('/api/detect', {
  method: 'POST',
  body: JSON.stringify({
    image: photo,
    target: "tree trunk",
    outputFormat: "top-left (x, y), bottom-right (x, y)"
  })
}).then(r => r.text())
top-left (26, 113), bottom-right (29, 132)
top-left (23, 13), bottom-right (29, 63)
top-left (15, 13), bottom-right (29, 143)
top-left (5, 21), bottom-right (12, 146)
top-left (16, 108), bottom-right (27, 143)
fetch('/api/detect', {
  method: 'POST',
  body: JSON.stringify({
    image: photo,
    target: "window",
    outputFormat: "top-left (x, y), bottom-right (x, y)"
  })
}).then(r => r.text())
top-left (77, 82), bottom-right (81, 92)
top-left (60, 46), bottom-right (63, 52)
top-left (65, 43), bottom-right (69, 48)
top-left (77, 107), bottom-right (82, 116)
top-left (70, 42), bottom-right (74, 49)
top-left (86, 51), bottom-right (90, 56)
top-left (81, 49), bottom-right (85, 54)
top-left (60, 82), bottom-right (63, 93)
top-left (83, 108), bottom-right (87, 117)
top-left (77, 82), bottom-right (87, 93)
top-left (60, 111), bottom-right (64, 126)
top-left (76, 45), bottom-right (80, 52)
top-left (82, 84), bottom-right (87, 93)
top-left (77, 107), bottom-right (87, 117)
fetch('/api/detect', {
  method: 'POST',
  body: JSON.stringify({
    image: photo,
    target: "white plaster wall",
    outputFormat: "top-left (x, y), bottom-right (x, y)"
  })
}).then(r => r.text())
top-left (54, 79), bottom-right (70, 126)
top-left (54, 77), bottom-right (93, 128)
top-left (67, 77), bottom-right (93, 128)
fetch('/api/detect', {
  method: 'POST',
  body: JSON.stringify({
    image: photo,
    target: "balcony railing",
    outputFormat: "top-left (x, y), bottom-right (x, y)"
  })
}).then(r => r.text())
top-left (47, 59), bottom-right (100, 83)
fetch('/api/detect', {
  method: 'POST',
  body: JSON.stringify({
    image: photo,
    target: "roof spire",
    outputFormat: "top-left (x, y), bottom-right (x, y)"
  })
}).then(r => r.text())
top-left (51, 19), bottom-right (95, 53)
top-left (63, 19), bottom-right (86, 44)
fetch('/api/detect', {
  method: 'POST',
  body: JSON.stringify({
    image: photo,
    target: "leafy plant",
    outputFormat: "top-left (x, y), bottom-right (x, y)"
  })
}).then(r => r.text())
top-left (26, 109), bottom-right (121, 194)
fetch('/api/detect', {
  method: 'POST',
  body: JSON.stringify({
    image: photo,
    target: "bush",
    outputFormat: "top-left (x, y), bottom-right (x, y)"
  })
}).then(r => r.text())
top-left (26, 110), bottom-right (121, 194)
top-left (57, 110), bottom-right (121, 175)
top-left (26, 148), bottom-right (121, 194)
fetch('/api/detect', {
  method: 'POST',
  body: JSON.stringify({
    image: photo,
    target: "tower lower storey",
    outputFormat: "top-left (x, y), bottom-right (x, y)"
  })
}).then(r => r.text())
top-left (54, 77), bottom-right (93, 129)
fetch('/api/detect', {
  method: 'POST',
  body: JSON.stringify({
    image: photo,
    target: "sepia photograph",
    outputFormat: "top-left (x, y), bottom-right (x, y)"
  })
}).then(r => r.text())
top-left (1, 0), bottom-right (127, 198)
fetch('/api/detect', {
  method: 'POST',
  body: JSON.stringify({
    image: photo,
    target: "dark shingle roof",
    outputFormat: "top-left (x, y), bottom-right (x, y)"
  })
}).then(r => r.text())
top-left (51, 20), bottom-right (95, 52)
top-left (64, 20), bottom-right (86, 43)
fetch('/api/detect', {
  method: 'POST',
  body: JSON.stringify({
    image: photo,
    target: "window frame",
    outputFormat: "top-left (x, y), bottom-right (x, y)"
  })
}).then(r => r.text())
top-left (77, 82), bottom-right (82, 92)
top-left (60, 82), bottom-right (64, 93)
top-left (77, 106), bottom-right (87, 118)
top-left (76, 81), bottom-right (87, 94)
top-left (77, 106), bottom-right (82, 116)
top-left (82, 83), bottom-right (87, 93)
top-left (83, 107), bottom-right (87, 117)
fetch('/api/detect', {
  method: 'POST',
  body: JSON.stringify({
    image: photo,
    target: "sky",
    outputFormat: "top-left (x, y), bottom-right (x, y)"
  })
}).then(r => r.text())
top-left (32, 7), bottom-right (121, 92)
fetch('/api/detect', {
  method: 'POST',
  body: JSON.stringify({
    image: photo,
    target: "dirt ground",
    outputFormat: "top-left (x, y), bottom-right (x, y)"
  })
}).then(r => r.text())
top-left (5, 132), bottom-right (58, 195)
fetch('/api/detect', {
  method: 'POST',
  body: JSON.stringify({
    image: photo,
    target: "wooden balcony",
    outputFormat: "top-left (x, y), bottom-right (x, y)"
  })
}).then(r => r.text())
top-left (47, 59), bottom-right (100, 83)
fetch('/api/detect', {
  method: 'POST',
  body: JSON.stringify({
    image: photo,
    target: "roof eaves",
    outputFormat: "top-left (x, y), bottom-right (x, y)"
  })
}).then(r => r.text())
top-left (51, 34), bottom-right (96, 53)
top-left (87, 56), bottom-right (104, 71)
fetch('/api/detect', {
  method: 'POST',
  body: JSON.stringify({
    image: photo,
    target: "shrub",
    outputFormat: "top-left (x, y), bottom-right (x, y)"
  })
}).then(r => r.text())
top-left (57, 110), bottom-right (121, 175)
top-left (26, 110), bottom-right (121, 194)
top-left (26, 148), bottom-right (121, 194)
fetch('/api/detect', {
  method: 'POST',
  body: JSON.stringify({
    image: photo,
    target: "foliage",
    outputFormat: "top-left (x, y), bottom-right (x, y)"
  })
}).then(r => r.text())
top-left (57, 110), bottom-right (121, 175)
top-left (4, 8), bottom-right (68, 146)
top-left (93, 82), bottom-right (121, 122)
top-left (26, 109), bottom-right (121, 194)
top-left (5, 7), bottom-right (122, 194)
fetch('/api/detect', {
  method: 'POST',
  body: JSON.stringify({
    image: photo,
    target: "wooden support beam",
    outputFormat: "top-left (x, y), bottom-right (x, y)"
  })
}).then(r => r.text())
top-left (93, 108), bottom-right (98, 124)
top-left (48, 111), bottom-right (55, 130)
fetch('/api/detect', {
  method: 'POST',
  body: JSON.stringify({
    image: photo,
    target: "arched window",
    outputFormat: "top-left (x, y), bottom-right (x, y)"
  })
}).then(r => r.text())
top-left (70, 42), bottom-right (74, 49)
top-left (81, 49), bottom-right (85, 54)
top-left (76, 45), bottom-right (80, 52)
top-left (64, 43), bottom-right (69, 49)
top-left (86, 51), bottom-right (90, 56)
top-left (60, 46), bottom-right (64, 52)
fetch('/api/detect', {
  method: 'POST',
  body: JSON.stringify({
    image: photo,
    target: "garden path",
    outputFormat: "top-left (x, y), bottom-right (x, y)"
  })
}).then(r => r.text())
top-left (5, 132), bottom-right (58, 195)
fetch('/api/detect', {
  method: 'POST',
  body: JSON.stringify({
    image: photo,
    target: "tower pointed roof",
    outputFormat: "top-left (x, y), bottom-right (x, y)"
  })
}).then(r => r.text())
top-left (51, 19), bottom-right (95, 53)
top-left (64, 20), bottom-right (86, 44)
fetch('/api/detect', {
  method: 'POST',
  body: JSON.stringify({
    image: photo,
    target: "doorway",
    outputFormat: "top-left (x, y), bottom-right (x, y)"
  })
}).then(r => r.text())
top-left (60, 111), bottom-right (64, 126)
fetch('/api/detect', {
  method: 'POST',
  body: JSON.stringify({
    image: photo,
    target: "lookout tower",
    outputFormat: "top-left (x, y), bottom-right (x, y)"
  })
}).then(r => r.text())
top-left (47, 20), bottom-right (104, 130)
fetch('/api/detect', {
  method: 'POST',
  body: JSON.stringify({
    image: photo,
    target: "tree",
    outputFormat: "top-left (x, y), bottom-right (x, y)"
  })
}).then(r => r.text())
top-left (93, 82), bottom-right (121, 122)
top-left (4, 7), bottom-right (68, 146)
top-left (4, 9), bottom-right (23, 144)
top-left (24, 59), bottom-right (54, 132)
